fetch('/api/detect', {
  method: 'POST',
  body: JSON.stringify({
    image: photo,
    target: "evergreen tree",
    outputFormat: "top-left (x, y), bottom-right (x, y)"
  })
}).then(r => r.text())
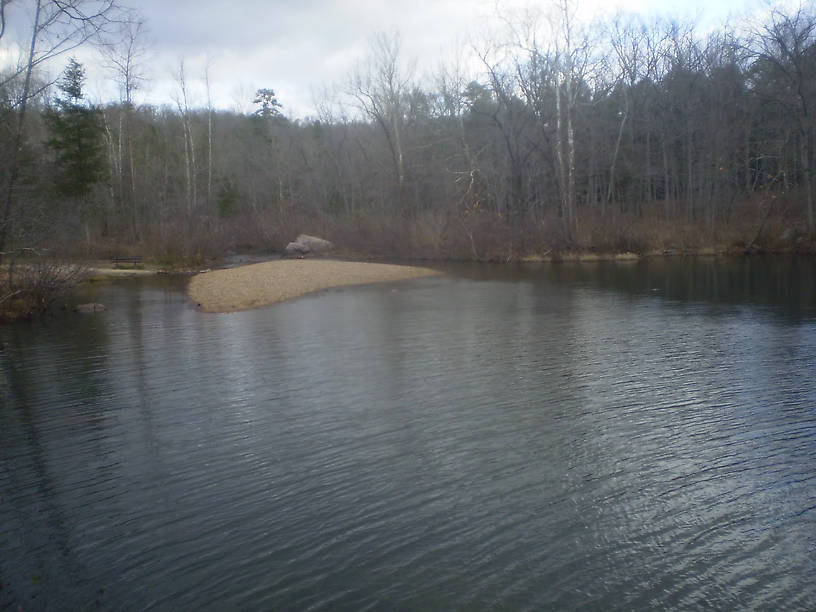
top-left (45, 58), bottom-right (106, 199)
top-left (253, 88), bottom-right (283, 120)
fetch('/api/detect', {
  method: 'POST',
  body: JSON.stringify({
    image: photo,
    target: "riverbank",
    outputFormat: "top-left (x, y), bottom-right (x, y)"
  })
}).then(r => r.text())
top-left (85, 266), bottom-right (159, 278)
top-left (518, 247), bottom-right (739, 263)
top-left (0, 260), bottom-right (176, 320)
top-left (188, 260), bottom-right (440, 313)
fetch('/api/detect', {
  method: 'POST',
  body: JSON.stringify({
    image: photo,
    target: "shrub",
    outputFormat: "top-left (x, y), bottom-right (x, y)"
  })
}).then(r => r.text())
top-left (1, 256), bottom-right (88, 319)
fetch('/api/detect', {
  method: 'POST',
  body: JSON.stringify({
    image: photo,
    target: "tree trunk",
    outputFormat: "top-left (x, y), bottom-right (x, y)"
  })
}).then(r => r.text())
top-left (686, 125), bottom-right (694, 222)
top-left (662, 130), bottom-right (671, 220)
top-left (607, 105), bottom-right (628, 210)
top-left (803, 129), bottom-right (815, 237)
top-left (566, 86), bottom-right (577, 240)
top-left (555, 80), bottom-right (567, 224)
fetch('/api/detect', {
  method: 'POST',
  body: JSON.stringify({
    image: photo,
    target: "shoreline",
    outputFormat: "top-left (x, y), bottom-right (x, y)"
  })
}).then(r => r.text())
top-left (51, 247), bottom-right (816, 287)
top-left (74, 245), bottom-right (816, 276)
top-left (187, 259), bottom-right (440, 313)
top-left (3, 251), bottom-right (811, 320)
top-left (86, 266), bottom-right (159, 278)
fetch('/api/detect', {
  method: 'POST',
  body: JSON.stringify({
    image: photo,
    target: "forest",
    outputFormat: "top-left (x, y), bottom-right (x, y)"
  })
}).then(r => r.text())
top-left (1, 0), bottom-right (815, 266)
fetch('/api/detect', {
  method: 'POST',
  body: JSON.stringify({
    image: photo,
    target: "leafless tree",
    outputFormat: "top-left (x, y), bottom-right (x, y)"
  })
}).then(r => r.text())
top-left (749, 7), bottom-right (816, 236)
top-left (205, 59), bottom-right (214, 211)
top-left (101, 13), bottom-right (149, 239)
top-left (349, 31), bottom-right (414, 211)
top-left (173, 60), bottom-right (197, 220)
top-left (549, 0), bottom-right (590, 242)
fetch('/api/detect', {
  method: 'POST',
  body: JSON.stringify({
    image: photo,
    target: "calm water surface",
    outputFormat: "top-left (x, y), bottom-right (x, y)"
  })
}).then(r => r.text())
top-left (1, 258), bottom-right (815, 610)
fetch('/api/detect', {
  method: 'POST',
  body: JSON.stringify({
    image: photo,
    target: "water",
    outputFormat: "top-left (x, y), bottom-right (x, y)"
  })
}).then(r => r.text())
top-left (1, 258), bottom-right (815, 610)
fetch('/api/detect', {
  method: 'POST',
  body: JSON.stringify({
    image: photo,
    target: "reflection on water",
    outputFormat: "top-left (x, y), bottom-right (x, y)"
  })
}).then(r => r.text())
top-left (450, 256), bottom-right (816, 319)
top-left (1, 260), bottom-right (815, 609)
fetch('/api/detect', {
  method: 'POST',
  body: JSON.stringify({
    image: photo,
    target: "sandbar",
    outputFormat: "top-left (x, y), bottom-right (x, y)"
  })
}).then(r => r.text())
top-left (188, 259), bottom-right (439, 313)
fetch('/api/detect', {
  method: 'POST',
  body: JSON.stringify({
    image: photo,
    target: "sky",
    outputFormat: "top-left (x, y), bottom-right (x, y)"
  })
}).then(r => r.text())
top-left (0, 0), bottom-right (777, 118)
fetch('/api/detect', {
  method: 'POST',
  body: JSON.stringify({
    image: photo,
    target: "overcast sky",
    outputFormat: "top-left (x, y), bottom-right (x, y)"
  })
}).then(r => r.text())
top-left (2, 0), bottom-right (773, 118)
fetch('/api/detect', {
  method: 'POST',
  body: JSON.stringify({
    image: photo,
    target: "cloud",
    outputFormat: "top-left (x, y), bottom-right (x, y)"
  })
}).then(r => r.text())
top-left (1, 0), bottom-right (772, 117)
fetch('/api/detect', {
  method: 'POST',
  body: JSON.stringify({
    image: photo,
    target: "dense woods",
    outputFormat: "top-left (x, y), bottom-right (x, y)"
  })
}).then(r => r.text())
top-left (1, 1), bottom-right (815, 264)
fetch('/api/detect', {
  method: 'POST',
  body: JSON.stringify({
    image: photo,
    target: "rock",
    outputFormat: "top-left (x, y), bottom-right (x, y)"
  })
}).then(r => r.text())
top-left (75, 303), bottom-right (106, 313)
top-left (285, 234), bottom-right (334, 257)
top-left (285, 241), bottom-right (309, 256)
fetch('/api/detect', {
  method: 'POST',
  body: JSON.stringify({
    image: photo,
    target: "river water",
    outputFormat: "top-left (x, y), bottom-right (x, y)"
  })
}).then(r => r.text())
top-left (1, 258), bottom-right (815, 610)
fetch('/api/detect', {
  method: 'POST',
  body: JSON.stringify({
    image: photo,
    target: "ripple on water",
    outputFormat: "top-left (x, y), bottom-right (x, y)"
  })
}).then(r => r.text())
top-left (1, 269), bottom-right (815, 609)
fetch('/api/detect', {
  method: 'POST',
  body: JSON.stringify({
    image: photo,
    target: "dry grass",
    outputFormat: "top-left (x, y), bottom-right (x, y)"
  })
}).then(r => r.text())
top-left (188, 259), bottom-right (440, 313)
top-left (55, 195), bottom-right (814, 266)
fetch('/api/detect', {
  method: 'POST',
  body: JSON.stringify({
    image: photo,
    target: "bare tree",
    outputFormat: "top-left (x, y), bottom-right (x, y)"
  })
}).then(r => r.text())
top-left (550, 0), bottom-right (589, 241)
top-left (478, 44), bottom-right (536, 224)
top-left (205, 59), bottom-right (214, 210)
top-left (101, 13), bottom-right (149, 239)
top-left (604, 17), bottom-right (643, 212)
top-left (349, 31), bottom-right (413, 211)
top-left (173, 60), bottom-right (197, 219)
top-left (750, 7), bottom-right (816, 236)
top-left (434, 51), bottom-right (484, 217)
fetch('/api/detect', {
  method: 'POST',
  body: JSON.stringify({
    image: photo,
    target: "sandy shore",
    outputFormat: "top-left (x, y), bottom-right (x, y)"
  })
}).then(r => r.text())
top-left (188, 259), bottom-right (440, 312)
top-left (86, 266), bottom-right (157, 277)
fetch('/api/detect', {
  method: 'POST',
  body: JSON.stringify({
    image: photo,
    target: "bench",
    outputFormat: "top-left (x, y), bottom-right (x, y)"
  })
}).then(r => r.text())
top-left (111, 255), bottom-right (143, 267)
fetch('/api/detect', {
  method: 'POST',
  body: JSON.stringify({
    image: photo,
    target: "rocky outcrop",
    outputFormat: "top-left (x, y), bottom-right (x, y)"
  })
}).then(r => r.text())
top-left (75, 303), bottom-right (106, 313)
top-left (285, 234), bottom-right (334, 257)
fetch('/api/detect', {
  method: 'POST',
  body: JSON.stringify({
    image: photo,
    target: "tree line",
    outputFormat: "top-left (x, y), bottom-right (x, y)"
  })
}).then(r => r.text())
top-left (1, 0), bottom-right (815, 264)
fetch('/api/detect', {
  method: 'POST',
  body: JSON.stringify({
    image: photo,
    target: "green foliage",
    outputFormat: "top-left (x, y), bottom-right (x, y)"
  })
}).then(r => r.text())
top-left (60, 58), bottom-right (84, 101)
top-left (253, 88), bottom-right (283, 119)
top-left (463, 81), bottom-right (495, 114)
top-left (44, 59), bottom-right (106, 199)
top-left (217, 176), bottom-right (240, 218)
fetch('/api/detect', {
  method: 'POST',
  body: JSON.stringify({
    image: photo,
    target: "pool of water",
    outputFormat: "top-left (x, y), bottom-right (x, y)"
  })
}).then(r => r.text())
top-left (1, 258), bottom-right (815, 609)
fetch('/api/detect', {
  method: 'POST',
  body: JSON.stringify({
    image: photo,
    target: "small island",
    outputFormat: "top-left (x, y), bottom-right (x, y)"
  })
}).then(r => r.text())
top-left (188, 260), bottom-right (439, 313)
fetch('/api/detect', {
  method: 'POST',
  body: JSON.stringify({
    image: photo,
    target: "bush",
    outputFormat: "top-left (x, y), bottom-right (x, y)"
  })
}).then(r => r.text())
top-left (0, 256), bottom-right (88, 319)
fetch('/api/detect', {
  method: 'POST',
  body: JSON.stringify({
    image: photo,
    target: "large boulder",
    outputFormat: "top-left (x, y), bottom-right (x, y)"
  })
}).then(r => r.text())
top-left (285, 234), bottom-right (334, 257)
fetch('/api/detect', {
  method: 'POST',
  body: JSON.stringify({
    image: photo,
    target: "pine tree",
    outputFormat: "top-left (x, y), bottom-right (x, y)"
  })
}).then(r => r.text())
top-left (253, 88), bottom-right (283, 120)
top-left (45, 58), bottom-right (106, 199)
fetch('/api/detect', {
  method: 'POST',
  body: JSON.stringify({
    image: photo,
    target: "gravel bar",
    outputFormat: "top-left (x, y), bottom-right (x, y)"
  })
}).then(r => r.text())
top-left (188, 259), bottom-right (440, 313)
